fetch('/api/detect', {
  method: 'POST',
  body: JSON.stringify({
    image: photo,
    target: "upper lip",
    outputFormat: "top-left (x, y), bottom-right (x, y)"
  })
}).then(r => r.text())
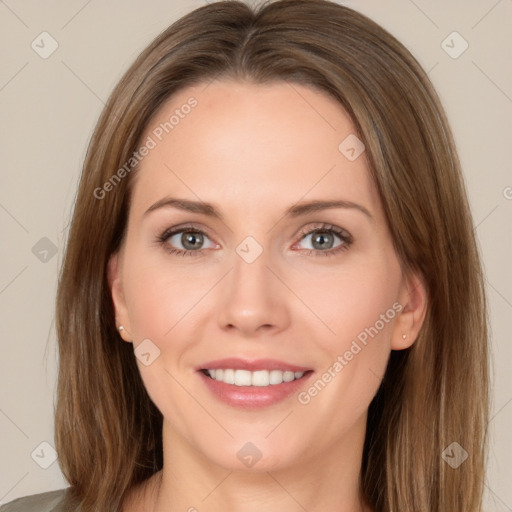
top-left (197, 358), bottom-right (312, 373)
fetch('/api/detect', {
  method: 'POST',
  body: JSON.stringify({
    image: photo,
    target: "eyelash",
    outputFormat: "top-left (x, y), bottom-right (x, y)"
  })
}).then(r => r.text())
top-left (156, 222), bottom-right (353, 258)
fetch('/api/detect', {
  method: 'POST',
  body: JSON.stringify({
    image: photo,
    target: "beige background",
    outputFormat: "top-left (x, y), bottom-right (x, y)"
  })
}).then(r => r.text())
top-left (0, 0), bottom-right (511, 509)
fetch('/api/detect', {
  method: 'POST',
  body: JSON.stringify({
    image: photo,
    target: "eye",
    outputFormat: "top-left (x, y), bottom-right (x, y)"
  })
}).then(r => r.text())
top-left (157, 224), bottom-right (216, 257)
top-left (156, 222), bottom-right (353, 258)
top-left (293, 223), bottom-right (353, 257)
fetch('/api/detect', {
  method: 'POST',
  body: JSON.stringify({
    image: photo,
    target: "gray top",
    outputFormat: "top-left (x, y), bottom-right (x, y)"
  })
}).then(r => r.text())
top-left (0, 489), bottom-right (70, 512)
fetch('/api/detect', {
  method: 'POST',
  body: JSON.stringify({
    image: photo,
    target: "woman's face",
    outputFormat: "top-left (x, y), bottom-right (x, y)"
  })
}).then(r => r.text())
top-left (109, 79), bottom-right (424, 472)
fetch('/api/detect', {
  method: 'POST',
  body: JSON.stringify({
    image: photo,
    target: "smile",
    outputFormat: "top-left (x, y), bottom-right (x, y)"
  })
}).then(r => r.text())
top-left (196, 357), bottom-right (314, 408)
top-left (201, 368), bottom-right (308, 387)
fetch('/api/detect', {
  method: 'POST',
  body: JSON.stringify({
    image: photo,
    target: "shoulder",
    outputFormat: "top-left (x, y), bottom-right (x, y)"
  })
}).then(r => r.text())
top-left (0, 488), bottom-right (71, 512)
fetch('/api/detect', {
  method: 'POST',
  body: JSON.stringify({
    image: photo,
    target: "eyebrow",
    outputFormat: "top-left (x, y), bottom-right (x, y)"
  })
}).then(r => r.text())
top-left (143, 197), bottom-right (373, 222)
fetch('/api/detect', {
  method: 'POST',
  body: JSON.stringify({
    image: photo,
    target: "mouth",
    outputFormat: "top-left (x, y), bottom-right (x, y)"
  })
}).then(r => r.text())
top-left (200, 368), bottom-right (313, 387)
top-left (196, 358), bottom-right (314, 408)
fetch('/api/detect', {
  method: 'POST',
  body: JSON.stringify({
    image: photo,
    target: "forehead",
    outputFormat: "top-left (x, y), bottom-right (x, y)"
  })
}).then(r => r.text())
top-left (130, 79), bottom-right (381, 220)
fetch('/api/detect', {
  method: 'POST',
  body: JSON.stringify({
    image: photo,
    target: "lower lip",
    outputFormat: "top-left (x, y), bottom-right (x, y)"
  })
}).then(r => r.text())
top-left (198, 371), bottom-right (314, 409)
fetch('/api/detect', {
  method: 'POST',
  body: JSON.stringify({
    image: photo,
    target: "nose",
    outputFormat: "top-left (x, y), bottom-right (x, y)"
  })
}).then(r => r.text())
top-left (217, 246), bottom-right (291, 338)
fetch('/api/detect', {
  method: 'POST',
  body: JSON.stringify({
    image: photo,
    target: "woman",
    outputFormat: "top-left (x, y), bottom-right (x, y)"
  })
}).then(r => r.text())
top-left (1, 0), bottom-right (489, 511)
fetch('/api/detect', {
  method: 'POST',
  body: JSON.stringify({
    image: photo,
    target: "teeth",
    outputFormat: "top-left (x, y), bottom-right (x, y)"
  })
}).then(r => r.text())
top-left (223, 368), bottom-right (235, 384)
top-left (234, 369), bottom-right (252, 386)
top-left (205, 368), bottom-right (306, 386)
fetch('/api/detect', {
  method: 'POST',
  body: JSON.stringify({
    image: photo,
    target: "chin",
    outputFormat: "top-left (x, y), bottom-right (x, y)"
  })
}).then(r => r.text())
top-left (200, 438), bottom-right (300, 473)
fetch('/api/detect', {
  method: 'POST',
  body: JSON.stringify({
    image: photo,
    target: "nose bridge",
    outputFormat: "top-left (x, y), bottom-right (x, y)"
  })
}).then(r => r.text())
top-left (232, 240), bottom-right (271, 293)
top-left (217, 237), bottom-right (289, 334)
top-left (230, 239), bottom-right (275, 307)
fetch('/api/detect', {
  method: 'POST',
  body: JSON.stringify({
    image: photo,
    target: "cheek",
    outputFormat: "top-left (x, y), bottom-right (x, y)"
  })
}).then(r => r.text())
top-left (301, 256), bottom-right (401, 397)
top-left (328, 280), bottom-right (398, 349)
top-left (120, 255), bottom-right (207, 424)
top-left (122, 249), bottom-right (207, 341)
top-left (302, 255), bottom-right (401, 346)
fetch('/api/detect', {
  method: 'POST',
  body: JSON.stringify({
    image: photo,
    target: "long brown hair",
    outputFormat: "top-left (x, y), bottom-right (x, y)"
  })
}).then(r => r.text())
top-left (55, 1), bottom-right (489, 510)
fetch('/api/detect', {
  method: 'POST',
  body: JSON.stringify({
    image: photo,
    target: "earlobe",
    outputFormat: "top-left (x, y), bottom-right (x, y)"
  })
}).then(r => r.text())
top-left (391, 270), bottom-right (428, 350)
top-left (107, 252), bottom-right (132, 343)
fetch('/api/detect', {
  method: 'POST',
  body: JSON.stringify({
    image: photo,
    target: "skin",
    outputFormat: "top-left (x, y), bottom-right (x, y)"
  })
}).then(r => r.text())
top-left (108, 79), bottom-right (427, 512)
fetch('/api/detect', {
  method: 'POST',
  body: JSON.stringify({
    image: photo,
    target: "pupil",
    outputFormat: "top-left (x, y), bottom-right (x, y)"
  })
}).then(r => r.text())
top-left (312, 232), bottom-right (333, 250)
top-left (182, 231), bottom-right (202, 250)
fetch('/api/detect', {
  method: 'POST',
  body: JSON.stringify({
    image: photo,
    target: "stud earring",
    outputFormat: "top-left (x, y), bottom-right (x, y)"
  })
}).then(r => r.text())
top-left (402, 333), bottom-right (407, 340)
top-left (118, 326), bottom-right (125, 332)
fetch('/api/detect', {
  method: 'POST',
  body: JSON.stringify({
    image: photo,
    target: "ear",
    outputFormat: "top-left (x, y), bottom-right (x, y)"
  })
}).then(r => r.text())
top-left (107, 251), bottom-right (132, 343)
top-left (391, 269), bottom-right (428, 350)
